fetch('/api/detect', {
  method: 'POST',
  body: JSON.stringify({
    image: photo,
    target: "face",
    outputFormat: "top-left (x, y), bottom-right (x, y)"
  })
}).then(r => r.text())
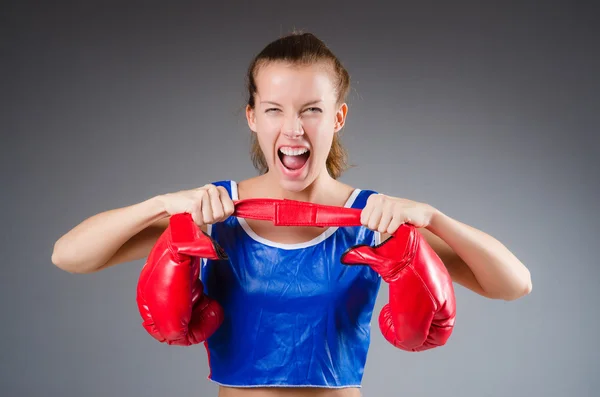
top-left (246, 61), bottom-right (347, 192)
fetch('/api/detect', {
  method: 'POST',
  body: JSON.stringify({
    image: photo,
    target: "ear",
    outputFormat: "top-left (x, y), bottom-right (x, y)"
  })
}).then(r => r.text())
top-left (246, 104), bottom-right (257, 132)
top-left (333, 103), bottom-right (348, 133)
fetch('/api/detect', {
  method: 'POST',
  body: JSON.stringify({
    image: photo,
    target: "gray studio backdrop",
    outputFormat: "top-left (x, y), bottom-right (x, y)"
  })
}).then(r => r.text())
top-left (3, 2), bottom-right (598, 397)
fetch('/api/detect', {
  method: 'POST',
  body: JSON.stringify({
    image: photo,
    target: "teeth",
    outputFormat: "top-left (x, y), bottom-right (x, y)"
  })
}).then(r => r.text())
top-left (279, 147), bottom-right (309, 156)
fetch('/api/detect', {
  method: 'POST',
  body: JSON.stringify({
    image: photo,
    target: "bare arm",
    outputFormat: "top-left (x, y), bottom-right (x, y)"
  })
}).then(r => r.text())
top-left (383, 218), bottom-right (531, 301)
top-left (52, 184), bottom-right (228, 274)
top-left (421, 211), bottom-right (531, 301)
top-left (51, 196), bottom-right (170, 274)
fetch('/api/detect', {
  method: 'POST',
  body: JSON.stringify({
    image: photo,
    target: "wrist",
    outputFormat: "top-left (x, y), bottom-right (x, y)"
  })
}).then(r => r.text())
top-left (425, 206), bottom-right (445, 233)
top-left (147, 194), bottom-right (170, 220)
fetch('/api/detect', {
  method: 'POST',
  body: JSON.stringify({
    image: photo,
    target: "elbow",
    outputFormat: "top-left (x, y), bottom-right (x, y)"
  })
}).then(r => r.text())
top-left (51, 251), bottom-right (78, 274)
top-left (51, 245), bottom-right (93, 275)
top-left (502, 276), bottom-right (533, 302)
top-left (51, 245), bottom-right (70, 272)
top-left (51, 243), bottom-right (72, 273)
top-left (481, 274), bottom-right (532, 302)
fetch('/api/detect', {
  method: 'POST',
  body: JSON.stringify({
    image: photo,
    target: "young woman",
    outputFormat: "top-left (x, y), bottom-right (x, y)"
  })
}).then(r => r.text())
top-left (52, 32), bottom-right (532, 397)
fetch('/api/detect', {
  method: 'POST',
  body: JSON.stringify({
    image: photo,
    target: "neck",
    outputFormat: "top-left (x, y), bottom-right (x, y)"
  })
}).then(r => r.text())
top-left (262, 170), bottom-right (336, 203)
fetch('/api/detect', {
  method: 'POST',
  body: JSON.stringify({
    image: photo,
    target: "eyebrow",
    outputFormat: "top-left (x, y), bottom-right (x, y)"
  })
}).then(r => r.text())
top-left (260, 100), bottom-right (324, 107)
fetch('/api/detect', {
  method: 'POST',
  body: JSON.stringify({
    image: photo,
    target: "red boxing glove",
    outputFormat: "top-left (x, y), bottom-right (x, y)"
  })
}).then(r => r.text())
top-left (341, 224), bottom-right (456, 352)
top-left (136, 213), bottom-right (228, 346)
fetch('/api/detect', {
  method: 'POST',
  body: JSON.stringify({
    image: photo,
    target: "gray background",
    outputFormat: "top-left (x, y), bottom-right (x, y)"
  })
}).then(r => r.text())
top-left (3, 1), bottom-right (598, 396)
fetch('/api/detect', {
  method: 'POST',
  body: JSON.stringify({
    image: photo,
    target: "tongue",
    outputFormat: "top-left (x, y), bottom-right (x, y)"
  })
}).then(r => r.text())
top-left (281, 153), bottom-right (308, 170)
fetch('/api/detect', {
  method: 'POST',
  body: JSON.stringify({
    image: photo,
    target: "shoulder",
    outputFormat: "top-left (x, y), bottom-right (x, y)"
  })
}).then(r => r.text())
top-left (344, 183), bottom-right (379, 210)
top-left (206, 176), bottom-right (276, 201)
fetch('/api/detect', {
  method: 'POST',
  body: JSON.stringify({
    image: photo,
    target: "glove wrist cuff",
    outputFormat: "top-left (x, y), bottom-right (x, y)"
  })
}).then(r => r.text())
top-left (381, 230), bottom-right (419, 283)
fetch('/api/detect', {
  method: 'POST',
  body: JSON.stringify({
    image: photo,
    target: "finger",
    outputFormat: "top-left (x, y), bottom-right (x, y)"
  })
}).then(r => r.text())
top-left (361, 194), bottom-right (380, 225)
top-left (200, 188), bottom-right (214, 225)
top-left (386, 214), bottom-right (405, 235)
top-left (197, 183), bottom-right (213, 191)
top-left (191, 197), bottom-right (205, 226)
top-left (218, 186), bottom-right (235, 218)
top-left (205, 185), bottom-right (222, 223)
top-left (377, 207), bottom-right (394, 234)
top-left (367, 202), bottom-right (383, 231)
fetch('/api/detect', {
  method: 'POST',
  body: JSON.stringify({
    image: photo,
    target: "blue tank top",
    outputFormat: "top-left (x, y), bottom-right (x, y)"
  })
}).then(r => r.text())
top-left (201, 180), bottom-right (382, 388)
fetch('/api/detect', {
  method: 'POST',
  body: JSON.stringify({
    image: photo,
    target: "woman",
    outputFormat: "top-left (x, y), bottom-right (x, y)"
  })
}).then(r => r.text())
top-left (52, 32), bottom-right (532, 397)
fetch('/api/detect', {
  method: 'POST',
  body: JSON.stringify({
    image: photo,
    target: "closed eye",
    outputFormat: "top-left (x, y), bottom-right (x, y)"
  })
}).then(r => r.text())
top-left (265, 107), bottom-right (322, 114)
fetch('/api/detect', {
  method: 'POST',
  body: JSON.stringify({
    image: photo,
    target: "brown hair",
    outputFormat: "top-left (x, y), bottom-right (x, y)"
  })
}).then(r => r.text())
top-left (246, 32), bottom-right (352, 179)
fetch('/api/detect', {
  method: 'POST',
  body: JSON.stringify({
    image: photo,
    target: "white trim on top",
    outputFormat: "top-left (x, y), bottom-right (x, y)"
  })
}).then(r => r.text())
top-left (231, 180), bottom-right (362, 250)
top-left (207, 377), bottom-right (363, 389)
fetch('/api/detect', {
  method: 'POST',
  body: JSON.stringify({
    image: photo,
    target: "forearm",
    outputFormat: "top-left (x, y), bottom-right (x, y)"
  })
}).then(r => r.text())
top-left (426, 210), bottom-right (532, 301)
top-left (51, 195), bottom-right (168, 274)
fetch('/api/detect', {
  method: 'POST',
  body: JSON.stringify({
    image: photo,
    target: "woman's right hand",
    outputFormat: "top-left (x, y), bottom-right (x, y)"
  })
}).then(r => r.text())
top-left (158, 184), bottom-right (235, 227)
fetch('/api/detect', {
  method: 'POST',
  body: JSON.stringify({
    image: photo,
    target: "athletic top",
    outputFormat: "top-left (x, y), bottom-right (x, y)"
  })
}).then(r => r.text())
top-left (200, 180), bottom-right (382, 388)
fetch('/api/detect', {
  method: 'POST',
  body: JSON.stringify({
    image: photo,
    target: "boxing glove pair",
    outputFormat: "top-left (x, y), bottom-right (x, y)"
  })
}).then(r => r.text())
top-left (136, 198), bottom-right (456, 351)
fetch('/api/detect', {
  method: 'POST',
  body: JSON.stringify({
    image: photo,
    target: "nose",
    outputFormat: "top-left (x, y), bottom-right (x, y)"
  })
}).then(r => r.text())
top-left (282, 115), bottom-right (304, 139)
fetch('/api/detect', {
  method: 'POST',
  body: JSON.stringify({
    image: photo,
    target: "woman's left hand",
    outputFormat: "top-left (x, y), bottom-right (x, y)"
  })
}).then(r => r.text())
top-left (361, 194), bottom-right (437, 233)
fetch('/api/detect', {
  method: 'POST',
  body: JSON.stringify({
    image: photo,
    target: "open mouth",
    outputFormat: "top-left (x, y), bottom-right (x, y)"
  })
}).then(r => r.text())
top-left (278, 147), bottom-right (311, 171)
